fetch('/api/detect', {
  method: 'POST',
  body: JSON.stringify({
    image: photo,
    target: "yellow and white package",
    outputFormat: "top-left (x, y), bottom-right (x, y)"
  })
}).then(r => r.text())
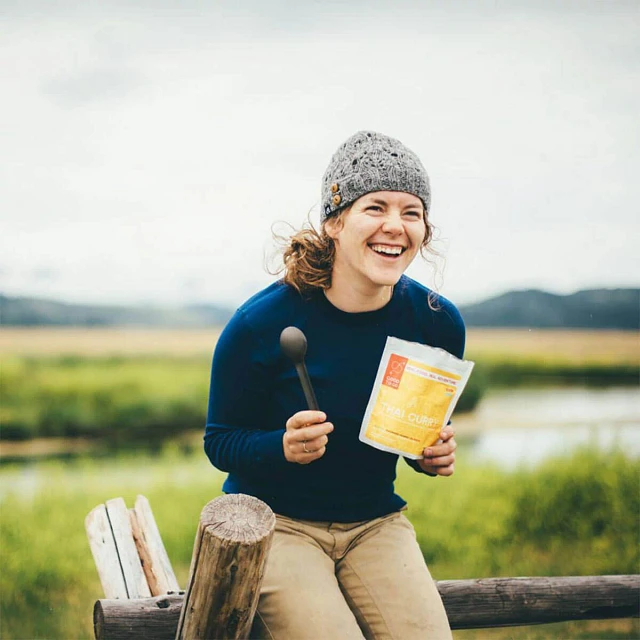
top-left (360, 337), bottom-right (475, 459)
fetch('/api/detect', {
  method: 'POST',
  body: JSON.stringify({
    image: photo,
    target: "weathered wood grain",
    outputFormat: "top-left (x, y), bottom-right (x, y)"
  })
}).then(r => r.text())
top-left (94, 593), bottom-right (183, 640)
top-left (94, 575), bottom-right (640, 638)
top-left (105, 498), bottom-right (151, 598)
top-left (175, 493), bottom-right (276, 640)
top-left (436, 575), bottom-right (640, 629)
top-left (129, 495), bottom-right (180, 596)
top-left (86, 505), bottom-right (129, 599)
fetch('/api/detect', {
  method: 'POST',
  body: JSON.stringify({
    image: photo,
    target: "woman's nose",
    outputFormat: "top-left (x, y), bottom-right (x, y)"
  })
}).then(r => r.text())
top-left (381, 213), bottom-right (404, 234)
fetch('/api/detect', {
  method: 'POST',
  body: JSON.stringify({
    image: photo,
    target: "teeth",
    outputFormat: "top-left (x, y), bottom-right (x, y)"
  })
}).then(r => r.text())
top-left (370, 244), bottom-right (404, 256)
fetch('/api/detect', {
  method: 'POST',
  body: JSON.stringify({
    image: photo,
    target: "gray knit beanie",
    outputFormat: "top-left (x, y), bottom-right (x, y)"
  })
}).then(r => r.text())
top-left (320, 130), bottom-right (431, 222)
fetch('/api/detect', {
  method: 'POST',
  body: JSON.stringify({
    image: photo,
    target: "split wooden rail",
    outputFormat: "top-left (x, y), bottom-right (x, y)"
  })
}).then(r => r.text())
top-left (86, 495), bottom-right (181, 600)
top-left (86, 495), bottom-right (640, 640)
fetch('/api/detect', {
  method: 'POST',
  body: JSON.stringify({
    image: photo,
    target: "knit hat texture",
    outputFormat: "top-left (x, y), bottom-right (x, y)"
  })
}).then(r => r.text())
top-left (320, 130), bottom-right (430, 222)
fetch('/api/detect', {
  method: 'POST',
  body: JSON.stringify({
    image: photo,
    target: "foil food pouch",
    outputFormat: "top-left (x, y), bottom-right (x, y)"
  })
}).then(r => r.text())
top-left (360, 337), bottom-right (475, 459)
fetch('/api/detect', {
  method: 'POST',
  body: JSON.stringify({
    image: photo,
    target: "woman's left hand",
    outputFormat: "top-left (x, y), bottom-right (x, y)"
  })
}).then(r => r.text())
top-left (416, 426), bottom-right (457, 476)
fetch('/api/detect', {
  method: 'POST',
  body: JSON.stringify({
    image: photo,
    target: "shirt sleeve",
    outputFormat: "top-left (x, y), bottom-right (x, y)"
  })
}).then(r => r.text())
top-left (204, 310), bottom-right (288, 475)
top-left (404, 296), bottom-right (467, 476)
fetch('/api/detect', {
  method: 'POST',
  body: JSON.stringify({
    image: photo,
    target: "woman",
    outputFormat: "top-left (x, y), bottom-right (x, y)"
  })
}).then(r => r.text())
top-left (205, 131), bottom-right (463, 639)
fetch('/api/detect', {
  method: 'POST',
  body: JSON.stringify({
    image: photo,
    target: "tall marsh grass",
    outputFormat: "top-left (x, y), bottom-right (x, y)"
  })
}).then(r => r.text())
top-left (1, 356), bottom-right (211, 442)
top-left (1, 448), bottom-right (638, 639)
top-left (2, 328), bottom-right (638, 444)
top-left (2, 352), bottom-right (636, 444)
top-left (1, 355), bottom-right (487, 444)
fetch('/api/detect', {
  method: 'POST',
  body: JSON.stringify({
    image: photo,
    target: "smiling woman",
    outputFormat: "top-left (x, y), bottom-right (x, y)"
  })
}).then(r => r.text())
top-left (204, 131), bottom-right (465, 639)
top-left (324, 191), bottom-right (427, 311)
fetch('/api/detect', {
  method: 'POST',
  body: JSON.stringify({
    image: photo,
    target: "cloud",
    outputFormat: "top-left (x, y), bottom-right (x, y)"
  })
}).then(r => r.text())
top-left (1, 0), bottom-right (639, 306)
top-left (43, 67), bottom-right (145, 106)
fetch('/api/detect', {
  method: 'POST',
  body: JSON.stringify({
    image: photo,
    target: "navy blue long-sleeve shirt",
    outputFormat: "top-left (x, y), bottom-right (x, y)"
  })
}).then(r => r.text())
top-left (204, 276), bottom-right (465, 522)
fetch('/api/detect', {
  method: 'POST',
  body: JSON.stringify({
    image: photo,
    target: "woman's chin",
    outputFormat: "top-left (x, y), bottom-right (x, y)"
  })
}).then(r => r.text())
top-left (367, 270), bottom-right (404, 288)
top-left (366, 253), bottom-right (413, 284)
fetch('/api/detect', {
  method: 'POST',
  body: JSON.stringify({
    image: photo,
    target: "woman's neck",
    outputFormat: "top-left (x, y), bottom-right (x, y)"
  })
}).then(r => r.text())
top-left (323, 277), bottom-right (394, 313)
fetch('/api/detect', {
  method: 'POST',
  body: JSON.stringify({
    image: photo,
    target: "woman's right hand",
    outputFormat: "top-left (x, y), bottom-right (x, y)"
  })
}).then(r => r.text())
top-left (283, 410), bottom-right (333, 464)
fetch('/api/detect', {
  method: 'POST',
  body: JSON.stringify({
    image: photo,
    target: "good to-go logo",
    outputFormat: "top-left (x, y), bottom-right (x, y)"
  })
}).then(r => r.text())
top-left (383, 354), bottom-right (408, 389)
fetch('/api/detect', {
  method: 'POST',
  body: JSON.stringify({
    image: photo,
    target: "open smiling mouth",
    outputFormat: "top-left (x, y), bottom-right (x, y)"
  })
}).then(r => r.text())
top-left (368, 244), bottom-right (407, 259)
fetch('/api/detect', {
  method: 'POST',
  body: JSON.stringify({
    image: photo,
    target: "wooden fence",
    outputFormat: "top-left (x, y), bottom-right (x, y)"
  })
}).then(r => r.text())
top-left (86, 494), bottom-right (640, 640)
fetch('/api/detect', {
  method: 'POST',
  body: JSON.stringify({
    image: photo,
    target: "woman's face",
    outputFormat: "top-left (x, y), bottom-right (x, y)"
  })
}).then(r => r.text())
top-left (325, 190), bottom-right (426, 294)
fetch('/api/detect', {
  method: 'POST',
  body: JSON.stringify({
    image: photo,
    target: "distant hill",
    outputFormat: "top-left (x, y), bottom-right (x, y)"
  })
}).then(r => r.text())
top-left (459, 288), bottom-right (640, 330)
top-left (1, 288), bottom-right (638, 329)
top-left (0, 295), bottom-right (233, 327)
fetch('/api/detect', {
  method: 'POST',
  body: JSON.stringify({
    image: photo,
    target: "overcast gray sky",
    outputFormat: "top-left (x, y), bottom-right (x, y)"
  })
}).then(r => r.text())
top-left (2, 0), bottom-right (639, 307)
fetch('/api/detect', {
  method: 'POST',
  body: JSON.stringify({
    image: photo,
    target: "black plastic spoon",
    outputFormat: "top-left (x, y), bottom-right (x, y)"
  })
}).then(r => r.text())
top-left (280, 326), bottom-right (319, 411)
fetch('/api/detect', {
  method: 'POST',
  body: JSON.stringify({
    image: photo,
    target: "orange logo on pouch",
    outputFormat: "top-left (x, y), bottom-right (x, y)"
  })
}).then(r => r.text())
top-left (383, 354), bottom-right (408, 389)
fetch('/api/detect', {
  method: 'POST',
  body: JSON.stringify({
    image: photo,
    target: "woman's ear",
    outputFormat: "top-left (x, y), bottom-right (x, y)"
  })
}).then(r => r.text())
top-left (324, 210), bottom-right (345, 240)
top-left (324, 218), bottom-right (339, 240)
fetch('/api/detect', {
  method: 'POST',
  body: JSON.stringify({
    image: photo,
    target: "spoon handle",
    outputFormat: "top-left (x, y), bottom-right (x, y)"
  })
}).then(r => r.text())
top-left (295, 362), bottom-right (319, 411)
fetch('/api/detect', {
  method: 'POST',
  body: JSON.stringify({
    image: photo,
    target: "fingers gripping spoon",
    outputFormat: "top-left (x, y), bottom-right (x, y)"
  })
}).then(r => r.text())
top-left (280, 326), bottom-right (319, 411)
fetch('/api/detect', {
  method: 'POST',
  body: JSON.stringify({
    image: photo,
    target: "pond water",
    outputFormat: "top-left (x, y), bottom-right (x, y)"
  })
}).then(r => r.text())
top-left (459, 386), bottom-right (640, 469)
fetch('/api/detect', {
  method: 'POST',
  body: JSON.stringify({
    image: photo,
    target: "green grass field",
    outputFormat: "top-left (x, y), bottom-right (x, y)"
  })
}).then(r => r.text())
top-left (1, 448), bottom-right (638, 639)
top-left (1, 328), bottom-right (638, 638)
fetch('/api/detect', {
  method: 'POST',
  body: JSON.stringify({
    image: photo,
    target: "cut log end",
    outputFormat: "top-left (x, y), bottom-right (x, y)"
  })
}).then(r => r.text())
top-left (200, 494), bottom-right (276, 544)
top-left (93, 601), bottom-right (105, 640)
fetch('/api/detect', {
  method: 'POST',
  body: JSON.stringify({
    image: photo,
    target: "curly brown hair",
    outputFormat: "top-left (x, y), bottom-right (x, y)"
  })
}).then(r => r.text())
top-left (273, 207), bottom-right (437, 295)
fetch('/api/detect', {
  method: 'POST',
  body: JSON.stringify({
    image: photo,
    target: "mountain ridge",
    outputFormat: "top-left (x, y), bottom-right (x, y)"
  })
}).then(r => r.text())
top-left (0, 294), bottom-right (233, 327)
top-left (458, 287), bottom-right (639, 330)
top-left (1, 287), bottom-right (638, 330)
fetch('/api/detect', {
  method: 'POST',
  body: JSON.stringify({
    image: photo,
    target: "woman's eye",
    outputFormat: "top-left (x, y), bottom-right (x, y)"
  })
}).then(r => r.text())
top-left (366, 206), bottom-right (384, 213)
top-left (404, 211), bottom-right (422, 218)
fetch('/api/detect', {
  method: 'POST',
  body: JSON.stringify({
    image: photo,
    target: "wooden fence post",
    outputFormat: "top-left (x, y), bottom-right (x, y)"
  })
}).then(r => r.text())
top-left (174, 494), bottom-right (275, 640)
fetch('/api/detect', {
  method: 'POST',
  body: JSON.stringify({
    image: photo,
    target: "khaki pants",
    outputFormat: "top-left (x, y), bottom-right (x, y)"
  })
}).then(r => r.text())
top-left (252, 511), bottom-right (452, 640)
